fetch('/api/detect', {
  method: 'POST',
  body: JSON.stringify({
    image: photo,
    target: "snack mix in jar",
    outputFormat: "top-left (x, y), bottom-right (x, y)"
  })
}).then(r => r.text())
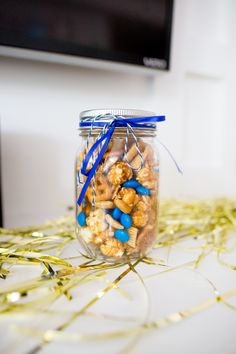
top-left (75, 109), bottom-right (165, 261)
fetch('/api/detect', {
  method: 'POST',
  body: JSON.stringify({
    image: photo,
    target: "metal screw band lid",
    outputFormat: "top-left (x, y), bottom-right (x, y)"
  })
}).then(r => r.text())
top-left (80, 108), bottom-right (156, 122)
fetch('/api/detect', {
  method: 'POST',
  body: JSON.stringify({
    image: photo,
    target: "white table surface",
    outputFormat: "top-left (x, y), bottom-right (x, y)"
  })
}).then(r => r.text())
top-left (1, 238), bottom-right (236, 354)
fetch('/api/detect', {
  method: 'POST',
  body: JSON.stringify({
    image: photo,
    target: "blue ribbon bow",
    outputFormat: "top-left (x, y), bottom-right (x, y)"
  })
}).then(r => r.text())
top-left (77, 115), bottom-right (166, 206)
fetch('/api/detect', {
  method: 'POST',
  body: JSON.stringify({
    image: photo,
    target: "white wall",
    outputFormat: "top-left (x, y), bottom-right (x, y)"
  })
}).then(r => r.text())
top-left (0, 0), bottom-right (235, 227)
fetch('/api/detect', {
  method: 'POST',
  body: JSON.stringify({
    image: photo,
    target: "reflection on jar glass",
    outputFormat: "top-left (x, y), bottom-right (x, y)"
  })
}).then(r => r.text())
top-left (75, 109), bottom-right (162, 262)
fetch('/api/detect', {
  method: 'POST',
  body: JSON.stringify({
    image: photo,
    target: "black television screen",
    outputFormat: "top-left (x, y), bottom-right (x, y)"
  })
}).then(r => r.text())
top-left (0, 0), bottom-right (173, 70)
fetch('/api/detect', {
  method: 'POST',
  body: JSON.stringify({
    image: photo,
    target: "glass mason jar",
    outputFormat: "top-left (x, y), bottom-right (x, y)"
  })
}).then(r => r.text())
top-left (75, 109), bottom-right (161, 262)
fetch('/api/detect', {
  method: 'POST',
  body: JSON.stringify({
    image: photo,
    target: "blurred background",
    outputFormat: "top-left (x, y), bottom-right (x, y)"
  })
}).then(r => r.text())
top-left (0, 0), bottom-right (235, 227)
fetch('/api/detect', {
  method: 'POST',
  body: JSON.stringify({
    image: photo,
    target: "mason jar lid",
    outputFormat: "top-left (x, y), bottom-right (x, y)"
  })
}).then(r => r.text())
top-left (78, 108), bottom-right (163, 137)
top-left (80, 108), bottom-right (156, 122)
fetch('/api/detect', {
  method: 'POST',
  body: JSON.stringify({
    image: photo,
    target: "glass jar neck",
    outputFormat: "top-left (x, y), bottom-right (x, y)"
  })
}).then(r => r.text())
top-left (79, 127), bottom-right (157, 137)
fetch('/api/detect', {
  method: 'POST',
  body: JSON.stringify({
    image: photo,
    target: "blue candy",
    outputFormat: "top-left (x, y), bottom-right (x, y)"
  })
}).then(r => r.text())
top-left (120, 213), bottom-right (132, 229)
top-left (112, 208), bottom-right (122, 220)
top-left (77, 211), bottom-right (86, 226)
top-left (122, 179), bottom-right (140, 188)
top-left (114, 229), bottom-right (130, 243)
top-left (136, 185), bottom-right (151, 195)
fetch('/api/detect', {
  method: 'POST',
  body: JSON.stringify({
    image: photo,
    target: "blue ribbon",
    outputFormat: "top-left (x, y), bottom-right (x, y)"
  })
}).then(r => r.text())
top-left (77, 115), bottom-right (165, 206)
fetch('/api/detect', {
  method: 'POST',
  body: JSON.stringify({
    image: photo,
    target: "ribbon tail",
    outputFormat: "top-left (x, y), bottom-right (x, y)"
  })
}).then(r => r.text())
top-left (124, 115), bottom-right (166, 124)
top-left (81, 134), bottom-right (107, 176)
top-left (77, 126), bottom-right (115, 205)
top-left (77, 171), bottom-right (93, 206)
top-left (80, 124), bottom-right (116, 175)
top-left (157, 138), bottom-right (183, 174)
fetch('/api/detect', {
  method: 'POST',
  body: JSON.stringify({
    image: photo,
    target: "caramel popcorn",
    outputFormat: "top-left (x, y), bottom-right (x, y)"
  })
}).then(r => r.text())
top-left (118, 187), bottom-right (137, 205)
top-left (136, 200), bottom-right (149, 213)
top-left (133, 194), bottom-right (140, 207)
top-left (132, 210), bottom-right (149, 228)
top-left (100, 238), bottom-right (124, 258)
top-left (107, 161), bottom-right (133, 185)
top-left (86, 209), bottom-right (108, 235)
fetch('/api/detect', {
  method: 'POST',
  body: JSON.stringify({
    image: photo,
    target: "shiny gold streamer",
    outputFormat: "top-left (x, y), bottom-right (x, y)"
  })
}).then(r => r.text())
top-left (0, 198), bottom-right (236, 354)
top-left (12, 287), bottom-right (236, 342)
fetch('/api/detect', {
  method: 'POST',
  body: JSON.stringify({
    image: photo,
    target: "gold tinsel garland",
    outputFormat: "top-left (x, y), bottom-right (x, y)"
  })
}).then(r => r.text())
top-left (0, 199), bottom-right (236, 354)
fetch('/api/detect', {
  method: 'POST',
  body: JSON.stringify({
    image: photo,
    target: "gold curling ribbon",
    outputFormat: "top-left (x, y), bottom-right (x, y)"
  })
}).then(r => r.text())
top-left (0, 198), bottom-right (236, 353)
top-left (12, 288), bottom-right (236, 342)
